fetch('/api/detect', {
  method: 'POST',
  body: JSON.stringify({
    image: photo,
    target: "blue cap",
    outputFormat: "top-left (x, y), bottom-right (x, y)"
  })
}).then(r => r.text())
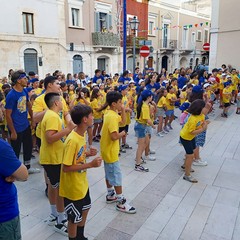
top-left (141, 89), bottom-right (153, 99)
top-left (192, 85), bottom-right (203, 93)
top-left (118, 85), bottom-right (128, 92)
top-left (224, 82), bottom-right (230, 88)
top-left (179, 102), bottom-right (190, 111)
top-left (30, 78), bottom-right (39, 83)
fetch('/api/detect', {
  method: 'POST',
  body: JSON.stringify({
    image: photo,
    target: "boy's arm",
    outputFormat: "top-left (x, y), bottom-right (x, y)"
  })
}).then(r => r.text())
top-left (62, 157), bottom-right (102, 172)
top-left (5, 109), bottom-right (17, 140)
top-left (45, 121), bottom-right (75, 144)
top-left (119, 104), bottom-right (126, 126)
top-left (110, 131), bottom-right (126, 141)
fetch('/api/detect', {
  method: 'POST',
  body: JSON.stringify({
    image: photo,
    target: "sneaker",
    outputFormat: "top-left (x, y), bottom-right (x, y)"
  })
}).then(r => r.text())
top-left (149, 149), bottom-right (156, 154)
top-left (183, 175), bottom-right (198, 183)
top-left (167, 124), bottom-right (173, 130)
top-left (139, 157), bottom-right (147, 164)
top-left (44, 214), bottom-right (57, 226)
top-left (156, 132), bottom-right (164, 137)
top-left (192, 159), bottom-right (208, 166)
top-left (54, 220), bottom-right (68, 236)
top-left (221, 113), bottom-right (227, 118)
top-left (116, 198), bottom-right (136, 214)
top-left (142, 155), bottom-right (156, 161)
top-left (162, 129), bottom-right (168, 134)
top-left (93, 137), bottom-right (99, 142)
top-left (135, 164), bottom-right (149, 172)
top-left (31, 154), bottom-right (36, 159)
top-left (163, 126), bottom-right (169, 133)
top-left (106, 192), bottom-right (118, 204)
top-left (28, 167), bottom-right (41, 174)
top-left (120, 147), bottom-right (126, 153)
top-left (122, 144), bottom-right (132, 149)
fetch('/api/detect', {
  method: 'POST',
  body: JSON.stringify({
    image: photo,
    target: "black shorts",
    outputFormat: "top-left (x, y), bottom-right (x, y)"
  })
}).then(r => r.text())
top-left (180, 136), bottom-right (196, 155)
top-left (36, 137), bottom-right (41, 148)
top-left (215, 89), bottom-right (220, 95)
top-left (64, 189), bottom-right (91, 223)
top-left (42, 164), bottom-right (61, 188)
top-left (224, 103), bottom-right (230, 108)
top-left (119, 125), bottom-right (129, 133)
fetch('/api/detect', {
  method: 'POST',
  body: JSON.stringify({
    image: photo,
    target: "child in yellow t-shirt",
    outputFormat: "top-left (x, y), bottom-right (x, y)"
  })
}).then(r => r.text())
top-left (100, 91), bottom-right (136, 214)
top-left (156, 88), bottom-right (167, 136)
top-left (40, 92), bottom-right (75, 235)
top-left (90, 88), bottom-right (103, 142)
top-left (221, 82), bottom-right (232, 118)
top-left (180, 99), bottom-right (208, 183)
top-left (59, 104), bottom-right (102, 240)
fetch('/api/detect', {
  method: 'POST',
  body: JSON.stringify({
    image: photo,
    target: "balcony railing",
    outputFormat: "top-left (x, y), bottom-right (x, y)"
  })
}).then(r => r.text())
top-left (92, 32), bottom-right (120, 47)
top-left (160, 39), bottom-right (177, 50)
top-left (179, 42), bottom-right (195, 51)
top-left (126, 35), bottom-right (146, 48)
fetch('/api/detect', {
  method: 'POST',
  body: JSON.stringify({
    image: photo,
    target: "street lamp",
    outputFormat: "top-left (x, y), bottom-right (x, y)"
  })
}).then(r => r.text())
top-left (129, 16), bottom-right (140, 73)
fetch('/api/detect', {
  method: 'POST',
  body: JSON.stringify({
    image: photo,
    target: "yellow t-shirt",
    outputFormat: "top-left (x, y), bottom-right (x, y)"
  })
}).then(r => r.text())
top-left (180, 91), bottom-right (187, 105)
top-left (165, 93), bottom-right (176, 110)
top-left (39, 110), bottom-right (65, 165)
top-left (59, 131), bottom-right (88, 200)
top-left (100, 110), bottom-right (121, 163)
top-left (157, 96), bottom-right (166, 108)
top-left (136, 102), bottom-right (150, 125)
top-left (180, 114), bottom-right (205, 140)
top-left (90, 98), bottom-right (102, 119)
top-left (74, 97), bottom-right (90, 106)
top-left (119, 95), bottom-right (130, 127)
top-left (172, 85), bottom-right (178, 93)
top-left (32, 93), bottom-right (68, 138)
top-left (222, 87), bottom-right (232, 103)
top-left (34, 88), bottom-right (43, 95)
top-left (231, 74), bottom-right (239, 90)
top-left (219, 78), bottom-right (227, 90)
top-left (190, 79), bottom-right (199, 85)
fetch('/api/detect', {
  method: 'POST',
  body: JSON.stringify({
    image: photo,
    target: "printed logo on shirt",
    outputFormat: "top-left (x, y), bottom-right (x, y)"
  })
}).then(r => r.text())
top-left (17, 96), bottom-right (27, 113)
top-left (76, 145), bottom-right (87, 173)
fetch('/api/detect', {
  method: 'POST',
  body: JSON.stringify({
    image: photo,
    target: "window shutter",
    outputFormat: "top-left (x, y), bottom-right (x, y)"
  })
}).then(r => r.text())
top-left (95, 12), bottom-right (100, 32)
top-left (107, 14), bottom-right (112, 30)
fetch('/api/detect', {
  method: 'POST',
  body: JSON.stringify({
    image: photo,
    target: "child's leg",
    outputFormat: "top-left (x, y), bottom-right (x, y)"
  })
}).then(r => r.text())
top-left (92, 123), bottom-right (98, 138)
top-left (193, 146), bottom-right (200, 160)
top-left (185, 154), bottom-right (194, 176)
top-left (169, 113), bottom-right (174, 125)
top-left (157, 116), bottom-right (163, 133)
top-left (97, 122), bottom-right (103, 136)
top-left (144, 134), bottom-right (150, 156)
top-left (67, 221), bottom-right (77, 239)
top-left (56, 194), bottom-right (66, 224)
top-left (135, 138), bottom-right (146, 165)
top-left (164, 115), bottom-right (169, 127)
top-left (76, 209), bottom-right (90, 240)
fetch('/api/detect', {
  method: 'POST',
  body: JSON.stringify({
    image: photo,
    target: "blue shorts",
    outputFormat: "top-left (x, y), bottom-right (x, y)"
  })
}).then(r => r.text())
top-left (145, 125), bottom-right (153, 136)
top-left (165, 110), bottom-right (174, 117)
top-left (104, 161), bottom-right (122, 186)
top-left (134, 122), bottom-right (147, 138)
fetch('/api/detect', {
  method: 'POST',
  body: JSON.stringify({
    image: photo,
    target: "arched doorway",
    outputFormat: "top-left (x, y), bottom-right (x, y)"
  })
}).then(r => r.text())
top-left (180, 57), bottom-right (188, 68)
top-left (97, 56), bottom-right (109, 72)
top-left (24, 48), bottom-right (38, 74)
top-left (161, 56), bottom-right (168, 71)
top-left (195, 58), bottom-right (199, 67)
top-left (73, 55), bottom-right (83, 75)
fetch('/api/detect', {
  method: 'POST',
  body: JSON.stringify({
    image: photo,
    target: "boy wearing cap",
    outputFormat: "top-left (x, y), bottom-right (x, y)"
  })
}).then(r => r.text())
top-left (31, 78), bottom-right (42, 95)
top-left (221, 82), bottom-right (232, 118)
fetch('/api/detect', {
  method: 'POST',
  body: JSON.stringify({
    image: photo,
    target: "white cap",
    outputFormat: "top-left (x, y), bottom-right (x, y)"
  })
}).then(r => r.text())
top-left (203, 83), bottom-right (210, 88)
top-left (139, 79), bottom-right (145, 84)
top-left (163, 80), bottom-right (169, 84)
top-left (92, 83), bottom-right (98, 87)
top-left (129, 80), bottom-right (135, 84)
top-left (226, 75), bottom-right (231, 78)
top-left (222, 73), bottom-right (227, 76)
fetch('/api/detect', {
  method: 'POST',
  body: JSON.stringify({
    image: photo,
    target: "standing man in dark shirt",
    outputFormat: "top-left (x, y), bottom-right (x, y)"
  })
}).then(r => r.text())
top-left (5, 70), bottom-right (40, 174)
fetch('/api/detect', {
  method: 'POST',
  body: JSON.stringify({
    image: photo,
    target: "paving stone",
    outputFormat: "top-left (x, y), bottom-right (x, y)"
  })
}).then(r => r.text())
top-left (95, 227), bottom-right (132, 240)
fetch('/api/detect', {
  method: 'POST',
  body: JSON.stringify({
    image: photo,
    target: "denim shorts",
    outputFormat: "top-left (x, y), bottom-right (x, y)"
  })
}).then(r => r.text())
top-left (156, 107), bottom-right (165, 117)
top-left (145, 125), bottom-right (153, 136)
top-left (104, 161), bottom-right (122, 186)
top-left (0, 215), bottom-right (21, 240)
top-left (165, 109), bottom-right (174, 117)
top-left (134, 122), bottom-right (147, 138)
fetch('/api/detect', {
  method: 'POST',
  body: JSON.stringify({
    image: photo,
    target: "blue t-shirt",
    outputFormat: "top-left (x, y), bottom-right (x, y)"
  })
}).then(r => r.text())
top-left (146, 83), bottom-right (159, 92)
top-left (118, 76), bottom-right (131, 84)
top-left (92, 75), bottom-right (104, 84)
top-left (66, 79), bottom-right (75, 85)
top-left (178, 76), bottom-right (187, 89)
top-left (0, 140), bottom-right (21, 223)
top-left (5, 88), bottom-right (29, 133)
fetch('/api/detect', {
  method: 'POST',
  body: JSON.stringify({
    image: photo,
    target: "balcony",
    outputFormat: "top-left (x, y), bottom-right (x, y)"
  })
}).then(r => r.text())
top-left (126, 35), bottom-right (146, 48)
top-left (179, 42), bottom-right (195, 54)
top-left (92, 32), bottom-right (120, 48)
top-left (160, 39), bottom-right (177, 50)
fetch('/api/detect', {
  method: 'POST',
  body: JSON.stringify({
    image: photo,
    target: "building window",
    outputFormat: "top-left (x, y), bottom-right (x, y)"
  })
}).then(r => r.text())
top-left (197, 30), bottom-right (202, 41)
top-left (22, 13), bottom-right (34, 34)
top-left (191, 32), bottom-right (196, 43)
top-left (204, 29), bottom-right (209, 43)
top-left (149, 21), bottom-right (154, 35)
top-left (95, 12), bottom-right (112, 32)
top-left (71, 8), bottom-right (80, 26)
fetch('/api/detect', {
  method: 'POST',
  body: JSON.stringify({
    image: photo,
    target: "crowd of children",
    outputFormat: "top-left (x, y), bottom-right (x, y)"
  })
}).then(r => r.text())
top-left (0, 64), bottom-right (240, 239)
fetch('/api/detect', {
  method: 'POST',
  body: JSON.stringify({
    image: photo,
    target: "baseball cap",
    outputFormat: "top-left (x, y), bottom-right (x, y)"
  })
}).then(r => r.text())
top-left (179, 102), bottom-right (190, 111)
top-left (30, 78), bottom-right (39, 83)
top-left (118, 85), bottom-right (128, 92)
top-left (192, 85), bottom-right (203, 93)
top-left (203, 83), bottom-right (211, 89)
top-left (139, 79), bottom-right (145, 85)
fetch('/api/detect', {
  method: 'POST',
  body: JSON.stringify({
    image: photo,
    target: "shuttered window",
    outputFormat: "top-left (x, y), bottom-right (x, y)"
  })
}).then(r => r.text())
top-left (24, 49), bottom-right (38, 74)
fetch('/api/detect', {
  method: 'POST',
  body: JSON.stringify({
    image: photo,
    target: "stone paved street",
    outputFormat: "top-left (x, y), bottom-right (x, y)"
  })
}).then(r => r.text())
top-left (18, 106), bottom-right (240, 240)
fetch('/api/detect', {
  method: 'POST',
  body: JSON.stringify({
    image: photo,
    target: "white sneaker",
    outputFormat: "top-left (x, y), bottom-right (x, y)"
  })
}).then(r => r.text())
top-left (192, 159), bottom-right (208, 166)
top-left (156, 132), bottom-right (164, 137)
top-left (143, 155), bottom-right (156, 161)
top-left (149, 149), bottom-right (156, 154)
top-left (116, 198), bottom-right (136, 214)
top-left (28, 167), bottom-right (41, 174)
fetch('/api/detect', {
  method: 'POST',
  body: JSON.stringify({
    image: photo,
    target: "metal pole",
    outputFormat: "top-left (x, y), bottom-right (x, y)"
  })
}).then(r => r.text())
top-left (123, 0), bottom-right (127, 72)
top-left (133, 30), bottom-right (136, 74)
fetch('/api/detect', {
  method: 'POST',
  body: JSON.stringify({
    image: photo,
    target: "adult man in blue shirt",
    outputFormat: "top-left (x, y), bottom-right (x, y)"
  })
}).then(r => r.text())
top-left (5, 70), bottom-right (40, 174)
top-left (0, 139), bottom-right (28, 240)
top-left (92, 69), bottom-right (104, 84)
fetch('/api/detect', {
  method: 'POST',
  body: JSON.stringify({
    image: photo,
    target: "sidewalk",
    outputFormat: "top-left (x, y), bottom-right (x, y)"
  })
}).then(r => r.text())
top-left (18, 105), bottom-right (240, 240)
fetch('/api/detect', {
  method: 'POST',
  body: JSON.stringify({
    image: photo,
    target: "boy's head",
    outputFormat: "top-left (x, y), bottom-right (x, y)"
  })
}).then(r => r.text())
top-left (44, 92), bottom-right (62, 110)
top-left (44, 76), bottom-right (60, 92)
top-left (11, 70), bottom-right (28, 87)
top-left (188, 99), bottom-right (205, 115)
top-left (71, 104), bottom-right (93, 126)
top-left (106, 91), bottom-right (123, 110)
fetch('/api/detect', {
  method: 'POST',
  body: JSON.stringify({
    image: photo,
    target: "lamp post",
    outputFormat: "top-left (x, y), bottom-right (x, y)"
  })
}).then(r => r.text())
top-left (129, 16), bottom-right (140, 73)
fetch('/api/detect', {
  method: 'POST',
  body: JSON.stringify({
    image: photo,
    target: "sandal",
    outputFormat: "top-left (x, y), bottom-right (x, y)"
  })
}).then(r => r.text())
top-left (183, 175), bottom-right (198, 183)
